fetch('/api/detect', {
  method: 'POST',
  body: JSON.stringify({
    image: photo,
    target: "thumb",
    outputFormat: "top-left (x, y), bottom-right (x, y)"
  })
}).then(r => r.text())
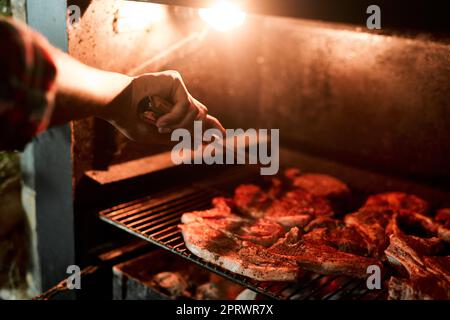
top-left (205, 115), bottom-right (226, 136)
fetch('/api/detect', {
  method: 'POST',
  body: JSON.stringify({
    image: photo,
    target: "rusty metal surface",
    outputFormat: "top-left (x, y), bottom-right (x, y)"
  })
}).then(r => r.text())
top-left (69, 1), bottom-right (450, 187)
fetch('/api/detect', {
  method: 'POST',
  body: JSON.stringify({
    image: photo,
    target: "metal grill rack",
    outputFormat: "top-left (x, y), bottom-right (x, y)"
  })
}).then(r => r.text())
top-left (99, 186), bottom-right (388, 300)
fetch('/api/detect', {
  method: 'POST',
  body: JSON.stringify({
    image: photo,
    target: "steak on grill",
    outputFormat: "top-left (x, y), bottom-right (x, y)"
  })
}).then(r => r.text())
top-left (182, 197), bottom-right (286, 247)
top-left (179, 220), bottom-right (300, 281)
top-left (290, 173), bottom-right (351, 213)
top-left (232, 184), bottom-right (272, 218)
top-left (303, 217), bottom-right (370, 256)
top-left (436, 208), bottom-right (450, 228)
top-left (267, 227), bottom-right (381, 278)
top-left (385, 233), bottom-right (450, 300)
top-left (233, 185), bottom-right (334, 229)
top-left (344, 208), bottom-right (395, 259)
top-left (435, 208), bottom-right (450, 243)
top-left (363, 192), bottom-right (429, 215)
top-left (388, 209), bottom-right (449, 250)
top-left (263, 189), bottom-right (334, 228)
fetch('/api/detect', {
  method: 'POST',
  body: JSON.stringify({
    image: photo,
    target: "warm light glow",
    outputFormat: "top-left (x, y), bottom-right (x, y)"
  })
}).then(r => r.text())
top-left (199, 1), bottom-right (247, 32)
top-left (115, 1), bottom-right (166, 32)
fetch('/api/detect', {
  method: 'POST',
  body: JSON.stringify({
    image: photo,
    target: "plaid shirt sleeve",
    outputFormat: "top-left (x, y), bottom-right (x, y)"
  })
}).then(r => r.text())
top-left (0, 17), bottom-right (57, 151)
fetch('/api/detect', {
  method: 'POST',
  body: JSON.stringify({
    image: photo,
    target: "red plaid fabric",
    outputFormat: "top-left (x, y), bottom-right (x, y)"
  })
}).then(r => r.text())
top-left (0, 17), bottom-right (57, 150)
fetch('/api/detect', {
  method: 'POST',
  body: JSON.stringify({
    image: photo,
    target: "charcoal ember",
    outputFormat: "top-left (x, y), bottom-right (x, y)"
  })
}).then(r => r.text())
top-left (363, 192), bottom-right (429, 215)
top-left (152, 272), bottom-right (190, 298)
top-left (233, 184), bottom-right (272, 218)
top-left (263, 189), bottom-right (334, 228)
top-left (194, 283), bottom-right (220, 300)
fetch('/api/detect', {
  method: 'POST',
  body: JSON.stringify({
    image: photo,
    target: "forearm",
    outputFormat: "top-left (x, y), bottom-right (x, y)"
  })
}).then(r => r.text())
top-left (49, 48), bottom-right (132, 126)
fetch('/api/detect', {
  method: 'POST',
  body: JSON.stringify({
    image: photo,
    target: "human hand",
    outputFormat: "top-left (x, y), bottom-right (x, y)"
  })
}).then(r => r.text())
top-left (104, 70), bottom-right (224, 143)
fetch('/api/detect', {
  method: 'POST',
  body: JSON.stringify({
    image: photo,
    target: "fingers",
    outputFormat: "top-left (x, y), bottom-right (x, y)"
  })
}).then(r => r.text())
top-left (136, 70), bottom-right (225, 136)
top-left (156, 99), bottom-right (190, 128)
top-left (205, 115), bottom-right (226, 135)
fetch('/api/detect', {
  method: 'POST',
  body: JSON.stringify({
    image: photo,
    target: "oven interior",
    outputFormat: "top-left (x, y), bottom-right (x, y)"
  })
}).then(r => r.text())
top-left (27, 0), bottom-right (450, 300)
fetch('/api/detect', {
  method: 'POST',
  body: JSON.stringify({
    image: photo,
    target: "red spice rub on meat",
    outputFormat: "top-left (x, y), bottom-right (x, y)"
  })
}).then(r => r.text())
top-left (363, 192), bottom-right (429, 215)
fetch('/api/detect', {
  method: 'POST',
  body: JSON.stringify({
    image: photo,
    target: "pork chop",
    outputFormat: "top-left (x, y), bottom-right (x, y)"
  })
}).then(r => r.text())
top-left (179, 221), bottom-right (300, 281)
top-left (290, 173), bottom-right (351, 212)
top-left (303, 217), bottom-right (370, 256)
top-left (344, 208), bottom-right (394, 259)
top-left (182, 200), bottom-right (286, 247)
top-left (435, 208), bottom-right (450, 243)
top-left (363, 192), bottom-right (429, 215)
top-left (385, 233), bottom-right (450, 300)
top-left (267, 227), bottom-right (381, 278)
top-left (233, 185), bottom-right (334, 229)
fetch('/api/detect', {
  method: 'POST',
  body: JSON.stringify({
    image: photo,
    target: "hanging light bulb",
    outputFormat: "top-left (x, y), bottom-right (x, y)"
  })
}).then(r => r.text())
top-left (199, 1), bottom-right (247, 32)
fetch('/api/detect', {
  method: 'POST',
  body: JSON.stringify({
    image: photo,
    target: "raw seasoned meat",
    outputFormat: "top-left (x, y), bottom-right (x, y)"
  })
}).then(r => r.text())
top-left (344, 208), bottom-right (394, 259)
top-left (388, 276), bottom-right (449, 300)
top-left (303, 217), bottom-right (370, 256)
top-left (233, 185), bottom-right (334, 229)
top-left (290, 173), bottom-right (351, 212)
top-left (182, 202), bottom-right (286, 247)
top-left (436, 208), bottom-right (450, 228)
top-left (263, 189), bottom-right (334, 228)
top-left (435, 208), bottom-right (450, 243)
top-left (233, 184), bottom-right (272, 218)
top-left (267, 227), bottom-right (381, 278)
top-left (385, 233), bottom-right (450, 300)
top-left (387, 209), bottom-right (448, 249)
top-left (179, 221), bottom-right (300, 281)
top-left (387, 210), bottom-right (437, 237)
top-left (363, 192), bottom-right (429, 215)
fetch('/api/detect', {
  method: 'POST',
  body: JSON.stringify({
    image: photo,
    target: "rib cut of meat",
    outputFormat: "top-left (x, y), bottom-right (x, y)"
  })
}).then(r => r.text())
top-left (263, 189), bottom-right (334, 228)
top-left (385, 233), bottom-right (450, 300)
top-left (435, 208), bottom-right (450, 243)
top-left (233, 185), bottom-right (334, 229)
top-left (388, 276), bottom-right (449, 300)
top-left (303, 217), bottom-right (370, 256)
top-left (232, 184), bottom-right (272, 218)
top-left (182, 198), bottom-right (286, 247)
top-left (290, 173), bottom-right (351, 212)
top-left (344, 208), bottom-right (394, 259)
top-left (388, 210), bottom-right (450, 246)
top-left (436, 208), bottom-right (450, 228)
top-left (179, 221), bottom-right (300, 281)
top-left (267, 227), bottom-right (381, 278)
top-left (363, 192), bottom-right (429, 215)
top-left (387, 210), bottom-right (437, 237)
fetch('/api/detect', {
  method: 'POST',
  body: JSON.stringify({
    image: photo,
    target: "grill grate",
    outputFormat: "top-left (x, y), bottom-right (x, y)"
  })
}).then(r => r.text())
top-left (99, 186), bottom-right (388, 300)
